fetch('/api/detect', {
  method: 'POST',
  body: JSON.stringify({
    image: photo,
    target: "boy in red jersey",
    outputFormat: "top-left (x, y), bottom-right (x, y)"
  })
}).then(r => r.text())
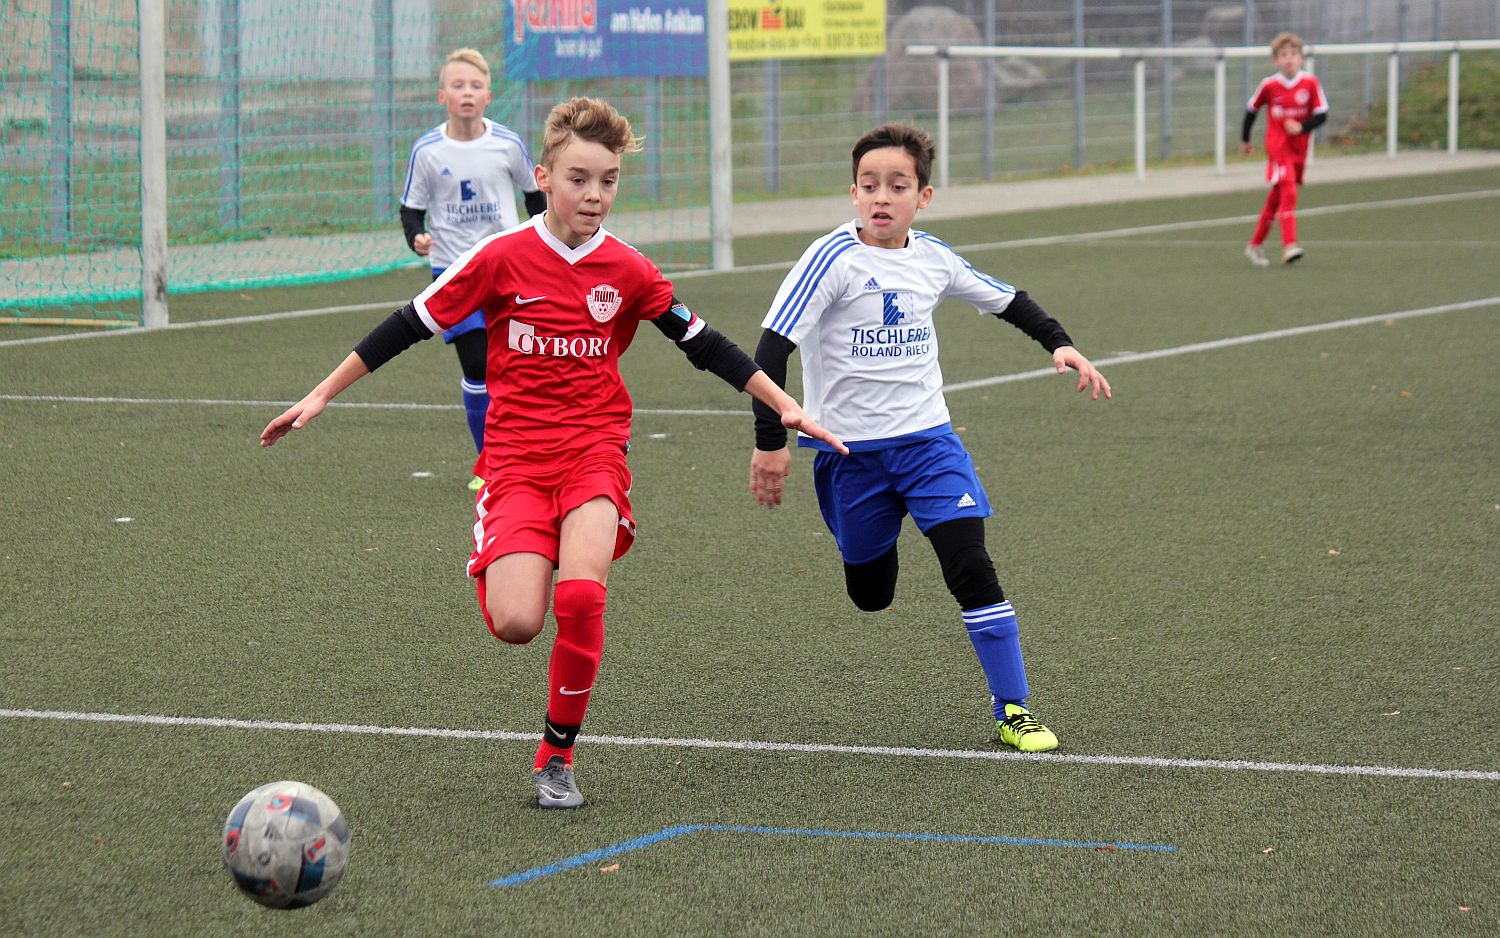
top-left (262, 97), bottom-right (847, 809)
top-left (1241, 32), bottom-right (1329, 267)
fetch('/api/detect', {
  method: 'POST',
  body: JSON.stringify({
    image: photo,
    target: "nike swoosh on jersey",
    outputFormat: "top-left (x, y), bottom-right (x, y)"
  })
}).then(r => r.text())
top-left (514, 294), bottom-right (547, 304)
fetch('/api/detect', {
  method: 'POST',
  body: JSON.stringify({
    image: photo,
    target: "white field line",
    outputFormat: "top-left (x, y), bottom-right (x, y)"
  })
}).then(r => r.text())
top-left (2, 187), bottom-right (1496, 351)
top-left (4, 295), bottom-right (1496, 412)
top-left (0, 393), bottom-right (744, 418)
top-left (3, 707), bottom-right (1495, 782)
top-left (944, 295), bottom-right (1500, 392)
top-left (1055, 238), bottom-right (1499, 249)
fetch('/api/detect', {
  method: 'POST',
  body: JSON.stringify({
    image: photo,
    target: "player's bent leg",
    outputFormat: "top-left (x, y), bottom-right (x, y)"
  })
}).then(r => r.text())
top-left (844, 547), bottom-right (899, 611)
top-left (480, 553), bottom-right (554, 644)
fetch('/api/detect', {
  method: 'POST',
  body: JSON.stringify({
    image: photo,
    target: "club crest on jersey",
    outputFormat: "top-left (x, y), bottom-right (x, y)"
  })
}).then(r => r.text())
top-left (586, 284), bottom-right (623, 322)
top-left (882, 291), bottom-right (916, 326)
top-left (1294, 88), bottom-right (1310, 104)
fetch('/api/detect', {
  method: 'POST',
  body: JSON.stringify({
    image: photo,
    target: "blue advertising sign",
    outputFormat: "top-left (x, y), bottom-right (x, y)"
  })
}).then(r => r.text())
top-left (504, 0), bottom-right (708, 79)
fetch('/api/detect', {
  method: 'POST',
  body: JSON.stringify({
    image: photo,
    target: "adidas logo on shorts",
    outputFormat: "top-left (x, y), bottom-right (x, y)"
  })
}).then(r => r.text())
top-left (957, 493), bottom-right (977, 508)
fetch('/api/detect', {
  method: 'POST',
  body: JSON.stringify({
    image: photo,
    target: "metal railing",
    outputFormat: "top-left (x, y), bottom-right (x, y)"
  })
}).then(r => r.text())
top-left (907, 39), bottom-right (1500, 187)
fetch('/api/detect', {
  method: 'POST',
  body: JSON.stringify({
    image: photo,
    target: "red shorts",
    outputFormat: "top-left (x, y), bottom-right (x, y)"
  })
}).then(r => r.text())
top-left (1267, 159), bottom-right (1305, 186)
top-left (465, 439), bottom-right (635, 580)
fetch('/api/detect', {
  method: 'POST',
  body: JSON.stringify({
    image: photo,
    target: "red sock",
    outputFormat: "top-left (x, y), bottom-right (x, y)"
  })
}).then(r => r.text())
top-left (1278, 180), bottom-right (1299, 246)
top-left (532, 579), bottom-right (606, 770)
top-left (1251, 186), bottom-right (1278, 246)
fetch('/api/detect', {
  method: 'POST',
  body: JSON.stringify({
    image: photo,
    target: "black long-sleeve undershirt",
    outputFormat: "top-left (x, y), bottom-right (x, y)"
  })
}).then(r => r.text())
top-left (353, 303), bottom-right (431, 371)
top-left (1243, 109), bottom-right (1326, 143)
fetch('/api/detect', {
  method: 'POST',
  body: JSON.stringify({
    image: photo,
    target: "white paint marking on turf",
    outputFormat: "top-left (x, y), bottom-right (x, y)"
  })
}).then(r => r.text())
top-left (4, 708), bottom-right (1496, 782)
top-left (943, 296), bottom-right (1500, 393)
top-left (2, 188), bottom-right (1495, 350)
top-left (3, 296), bottom-right (1495, 412)
top-left (0, 393), bottom-right (744, 418)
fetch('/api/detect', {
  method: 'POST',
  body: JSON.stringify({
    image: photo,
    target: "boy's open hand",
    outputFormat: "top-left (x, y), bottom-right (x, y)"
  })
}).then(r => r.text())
top-left (749, 447), bottom-right (793, 508)
top-left (260, 392), bottom-right (330, 447)
top-left (1053, 346), bottom-right (1112, 401)
top-left (1283, 117), bottom-right (1303, 135)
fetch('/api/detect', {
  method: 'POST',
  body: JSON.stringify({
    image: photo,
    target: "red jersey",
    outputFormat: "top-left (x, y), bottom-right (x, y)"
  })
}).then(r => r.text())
top-left (413, 218), bottom-right (675, 474)
top-left (1248, 71), bottom-right (1328, 163)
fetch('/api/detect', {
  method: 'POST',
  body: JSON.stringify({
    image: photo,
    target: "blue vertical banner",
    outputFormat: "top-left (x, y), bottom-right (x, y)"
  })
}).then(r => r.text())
top-left (504, 0), bottom-right (708, 79)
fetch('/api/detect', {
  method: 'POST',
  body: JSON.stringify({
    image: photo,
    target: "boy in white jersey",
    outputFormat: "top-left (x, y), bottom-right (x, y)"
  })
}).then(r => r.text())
top-left (400, 48), bottom-right (547, 490)
top-left (748, 123), bottom-right (1111, 752)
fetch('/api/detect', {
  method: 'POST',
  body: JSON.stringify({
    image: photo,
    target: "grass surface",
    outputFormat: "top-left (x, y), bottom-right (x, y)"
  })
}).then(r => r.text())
top-left (2, 169), bottom-right (1498, 935)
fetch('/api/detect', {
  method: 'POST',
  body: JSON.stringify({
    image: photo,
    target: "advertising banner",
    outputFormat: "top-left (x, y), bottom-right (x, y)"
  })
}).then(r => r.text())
top-left (504, 0), bottom-right (708, 79)
top-left (727, 0), bottom-right (886, 61)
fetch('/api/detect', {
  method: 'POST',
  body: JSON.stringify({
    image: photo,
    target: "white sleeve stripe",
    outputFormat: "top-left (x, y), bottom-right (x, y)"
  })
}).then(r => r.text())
top-left (769, 234), bottom-right (859, 334)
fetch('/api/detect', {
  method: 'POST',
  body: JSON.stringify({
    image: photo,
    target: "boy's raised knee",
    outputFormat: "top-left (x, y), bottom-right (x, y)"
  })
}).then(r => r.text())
top-left (487, 609), bottom-right (545, 645)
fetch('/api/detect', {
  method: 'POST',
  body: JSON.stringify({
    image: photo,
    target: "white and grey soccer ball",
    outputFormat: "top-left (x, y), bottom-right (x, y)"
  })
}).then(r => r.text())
top-left (222, 780), bottom-right (349, 909)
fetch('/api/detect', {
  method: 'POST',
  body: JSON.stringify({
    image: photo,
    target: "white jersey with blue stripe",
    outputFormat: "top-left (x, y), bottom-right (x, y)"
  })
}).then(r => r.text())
top-left (400, 118), bottom-right (539, 268)
top-left (762, 220), bottom-right (1018, 449)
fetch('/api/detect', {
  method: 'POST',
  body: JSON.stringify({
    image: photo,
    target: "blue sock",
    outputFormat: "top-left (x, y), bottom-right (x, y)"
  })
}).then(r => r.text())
top-left (961, 601), bottom-right (1029, 720)
top-left (461, 378), bottom-right (488, 455)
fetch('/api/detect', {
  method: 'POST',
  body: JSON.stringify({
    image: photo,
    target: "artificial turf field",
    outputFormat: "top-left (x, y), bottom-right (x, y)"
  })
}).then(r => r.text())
top-left (2, 166), bottom-right (1497, 935)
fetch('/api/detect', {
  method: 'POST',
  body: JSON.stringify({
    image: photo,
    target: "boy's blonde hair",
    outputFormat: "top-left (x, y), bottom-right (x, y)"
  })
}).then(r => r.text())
top-left (440, 48), bottom-right (489, 82)
top-left (1270, 32), bottom-right (1304, 56)
top-left (539, 97), bottom-right (643, 167)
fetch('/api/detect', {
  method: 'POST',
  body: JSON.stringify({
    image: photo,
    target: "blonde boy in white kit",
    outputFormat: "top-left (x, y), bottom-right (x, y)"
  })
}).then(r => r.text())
top-left (400, 49), bottom-right (548, 490)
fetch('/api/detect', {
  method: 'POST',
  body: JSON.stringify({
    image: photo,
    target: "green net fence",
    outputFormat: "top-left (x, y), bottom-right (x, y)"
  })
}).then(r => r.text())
top-left (1, 0), bottom-right (714, 326)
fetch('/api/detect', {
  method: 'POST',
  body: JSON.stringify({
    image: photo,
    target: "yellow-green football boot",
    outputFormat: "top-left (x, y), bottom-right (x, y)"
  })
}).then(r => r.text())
top-left (997, 704), bottom-right (1059, 753)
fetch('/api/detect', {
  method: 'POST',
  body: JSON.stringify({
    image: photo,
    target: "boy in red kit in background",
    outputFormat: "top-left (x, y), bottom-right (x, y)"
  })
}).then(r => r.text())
top-left (262, 97), bottom-right (846, 809)
top-left (1242, 32), bottom-right (1329, 267)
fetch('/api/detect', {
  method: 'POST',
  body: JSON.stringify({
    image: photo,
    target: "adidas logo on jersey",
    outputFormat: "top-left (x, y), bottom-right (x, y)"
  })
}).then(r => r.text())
top-left (862, 277), bottom-right (881, 291)
top-left (957, 493), bottom-right (977, 508)
top-left (440, 167), bottom-right (452, 176)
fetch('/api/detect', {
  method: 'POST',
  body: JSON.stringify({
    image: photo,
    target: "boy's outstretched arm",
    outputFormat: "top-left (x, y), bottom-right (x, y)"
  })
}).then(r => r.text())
top-left (992, 291), bottom-right (1111, 401)
top-left (742, 371), bottom-right (846, 455)
top-left (260, 352), bottom-right (370, 446)
top-left (648, 300), bottom-right (847, 467)
top-left (261, 303), bottom-right (434, 446)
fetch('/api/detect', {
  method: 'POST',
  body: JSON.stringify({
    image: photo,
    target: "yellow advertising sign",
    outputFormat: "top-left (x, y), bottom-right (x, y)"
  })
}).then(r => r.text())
top-left (728, 0), bottom-right (886, 61)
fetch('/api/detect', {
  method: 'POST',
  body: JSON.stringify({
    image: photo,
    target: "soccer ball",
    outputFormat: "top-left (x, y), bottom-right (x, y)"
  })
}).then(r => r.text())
top-left (222, 780), bottom-right (350, 909)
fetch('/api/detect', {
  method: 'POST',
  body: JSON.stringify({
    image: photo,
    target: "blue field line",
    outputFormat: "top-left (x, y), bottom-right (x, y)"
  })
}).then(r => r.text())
top-left (488, 824), bottom-right (1176, 888)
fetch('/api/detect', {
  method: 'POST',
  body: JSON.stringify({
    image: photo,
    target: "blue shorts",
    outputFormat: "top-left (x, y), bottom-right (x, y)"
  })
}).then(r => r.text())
top-left (432, 267), bottom-right (485, 343)
top-left (811, 431), bottom-right (992, 565)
